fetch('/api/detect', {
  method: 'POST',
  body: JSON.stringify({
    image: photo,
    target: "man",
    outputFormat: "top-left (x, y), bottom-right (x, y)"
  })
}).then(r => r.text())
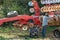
top-left (42, 13), bottom-right (49, 38)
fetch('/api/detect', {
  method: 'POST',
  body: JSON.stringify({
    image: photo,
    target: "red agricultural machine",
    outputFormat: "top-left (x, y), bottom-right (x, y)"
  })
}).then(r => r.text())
top-left (0, 0), bottom-right (41, 31)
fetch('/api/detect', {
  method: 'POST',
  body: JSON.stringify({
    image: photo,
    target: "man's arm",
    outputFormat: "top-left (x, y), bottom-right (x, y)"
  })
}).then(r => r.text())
top-left (39, 16), bottom-right (43, 22)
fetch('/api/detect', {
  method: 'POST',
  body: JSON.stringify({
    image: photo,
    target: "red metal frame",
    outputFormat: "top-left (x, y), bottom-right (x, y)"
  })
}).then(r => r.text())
top-left (0, 0), bottom-right (41, 26)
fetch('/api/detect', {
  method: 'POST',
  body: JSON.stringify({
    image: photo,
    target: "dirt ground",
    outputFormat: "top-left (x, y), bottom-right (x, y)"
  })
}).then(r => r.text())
top-left (0, 26), bottom-right (59, 40)
top-left (0, 33), bottom-right (59, 40)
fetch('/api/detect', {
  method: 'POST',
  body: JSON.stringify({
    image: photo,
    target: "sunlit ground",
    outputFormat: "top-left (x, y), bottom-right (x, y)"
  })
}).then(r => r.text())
top-left (0, 33), bottom-right (59, 40)
top-left (0, 26), bottom-right (59, 40)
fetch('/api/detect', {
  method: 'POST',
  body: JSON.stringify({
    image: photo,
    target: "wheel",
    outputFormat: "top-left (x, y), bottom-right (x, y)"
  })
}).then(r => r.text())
top-left (22, 25), bottom-right (28, 31)
top-left (53, 30), bottom-right (60, 38)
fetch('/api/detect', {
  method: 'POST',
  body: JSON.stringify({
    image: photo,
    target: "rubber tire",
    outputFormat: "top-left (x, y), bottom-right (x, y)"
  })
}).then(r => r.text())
top-left (22, 25), bottom-right (28, 31)
top-left (53, 30), bottom-right (60, 38)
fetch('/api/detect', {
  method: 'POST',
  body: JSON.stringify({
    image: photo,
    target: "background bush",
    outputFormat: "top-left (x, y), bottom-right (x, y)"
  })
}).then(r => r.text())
top-left (0, 0), bottom-right (44, 17)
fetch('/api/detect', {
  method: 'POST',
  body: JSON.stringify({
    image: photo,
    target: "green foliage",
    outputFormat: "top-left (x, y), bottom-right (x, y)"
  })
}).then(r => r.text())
top-left (0, 0), bottom-right (3, 5)
top-left (2, 0), bottom-right (31, 17)
top-left (1, 0), bottom-right (43, 17)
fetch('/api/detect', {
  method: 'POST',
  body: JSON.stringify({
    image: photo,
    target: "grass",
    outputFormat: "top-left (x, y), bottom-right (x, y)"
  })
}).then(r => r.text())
top-left (0, 26), bottom-right (58, 40)
top-left (46, 26), bottom-right (57, 33)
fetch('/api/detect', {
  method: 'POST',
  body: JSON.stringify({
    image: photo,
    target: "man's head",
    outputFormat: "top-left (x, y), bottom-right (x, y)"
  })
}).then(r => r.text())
top-left (45, 12), bottom-right (48, 16)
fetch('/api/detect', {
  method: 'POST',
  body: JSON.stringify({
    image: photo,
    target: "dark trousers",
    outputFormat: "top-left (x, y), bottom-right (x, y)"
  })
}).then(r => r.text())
top-left (42, 25), bottom-right (47, 37)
